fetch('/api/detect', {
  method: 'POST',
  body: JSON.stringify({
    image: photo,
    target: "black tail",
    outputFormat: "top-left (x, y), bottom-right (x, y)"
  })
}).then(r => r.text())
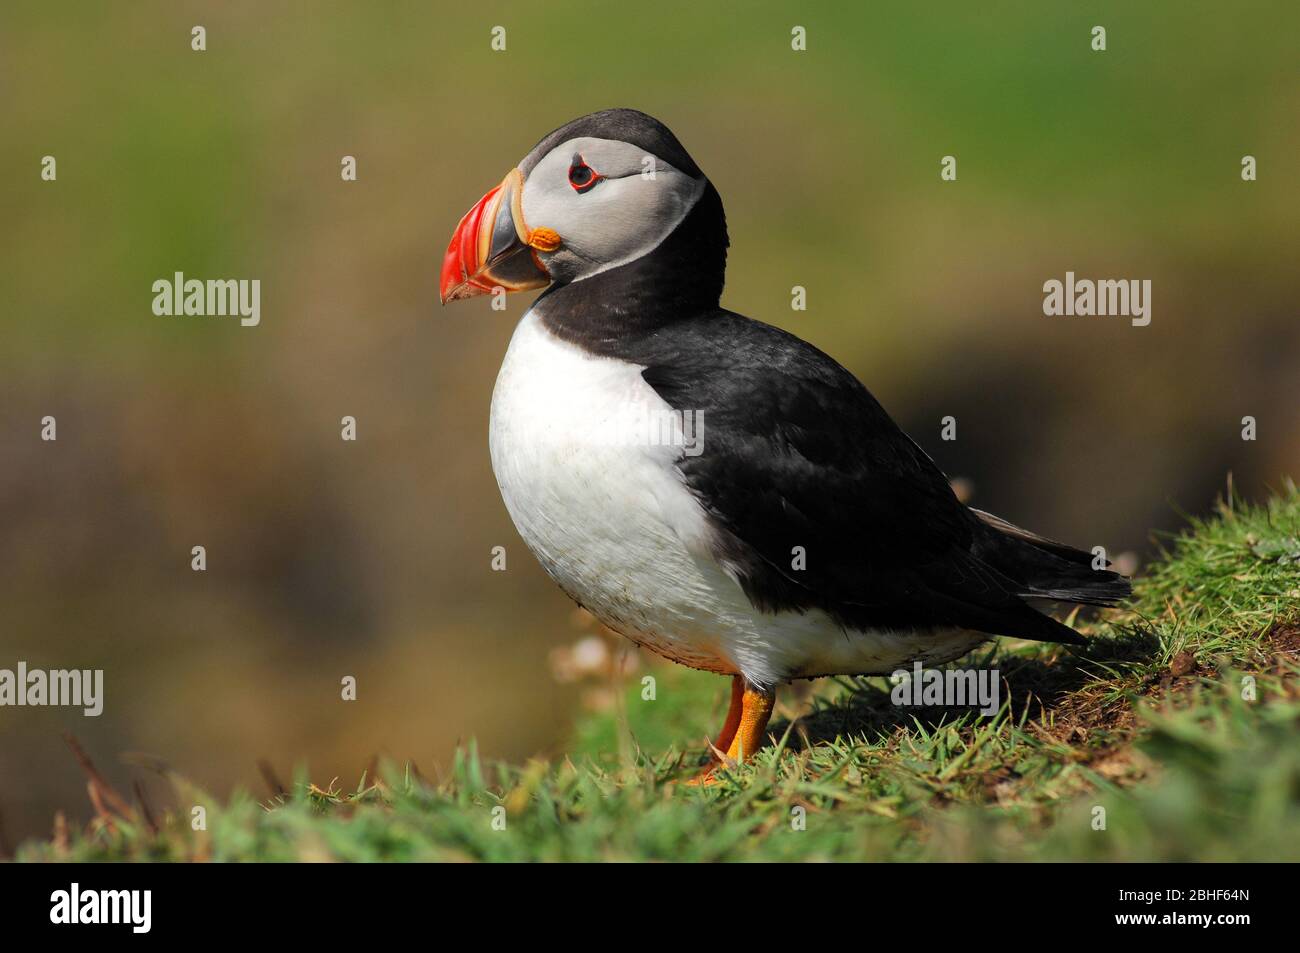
top-left (971, 508), bottom-right (1133, 609)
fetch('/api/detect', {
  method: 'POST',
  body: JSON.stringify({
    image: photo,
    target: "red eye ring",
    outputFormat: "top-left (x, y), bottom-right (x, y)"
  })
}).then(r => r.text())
top-left (568, 155), bottom-right (602, 193)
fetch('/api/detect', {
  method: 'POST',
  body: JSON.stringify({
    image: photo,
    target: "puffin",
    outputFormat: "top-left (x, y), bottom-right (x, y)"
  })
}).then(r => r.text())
top-left (439, 108), bottom-right (1130, 780)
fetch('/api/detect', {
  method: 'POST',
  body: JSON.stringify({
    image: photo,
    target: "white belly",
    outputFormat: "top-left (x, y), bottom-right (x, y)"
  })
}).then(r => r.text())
top-left (488, 311), bottom-right (983, 686)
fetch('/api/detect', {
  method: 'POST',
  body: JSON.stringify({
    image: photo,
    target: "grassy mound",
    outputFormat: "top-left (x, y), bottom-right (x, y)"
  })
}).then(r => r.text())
top-left (18, 484), bottom-right (1300, 862)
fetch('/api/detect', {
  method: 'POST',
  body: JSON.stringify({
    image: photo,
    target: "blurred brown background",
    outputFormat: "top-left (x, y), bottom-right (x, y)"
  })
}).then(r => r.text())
top-left (2, 1), bottom-right (1297, 843)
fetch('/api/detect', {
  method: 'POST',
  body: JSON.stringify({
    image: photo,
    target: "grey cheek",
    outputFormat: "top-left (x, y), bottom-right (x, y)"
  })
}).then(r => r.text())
top-left (542, 248), bottom-right (589, 282)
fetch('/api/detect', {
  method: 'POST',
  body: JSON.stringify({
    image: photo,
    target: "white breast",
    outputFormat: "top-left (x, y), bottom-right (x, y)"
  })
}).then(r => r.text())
top-left (488, 311), bottom-right (983, 686)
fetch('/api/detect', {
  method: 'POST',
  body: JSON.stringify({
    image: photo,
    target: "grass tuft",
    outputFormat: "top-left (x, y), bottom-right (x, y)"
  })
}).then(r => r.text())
top-left (18, 482), bottom-right (1300, 862)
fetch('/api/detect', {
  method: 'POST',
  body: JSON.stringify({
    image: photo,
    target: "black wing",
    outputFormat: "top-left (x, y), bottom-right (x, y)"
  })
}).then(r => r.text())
top-left (637, 310), bottom-right (1117, 644)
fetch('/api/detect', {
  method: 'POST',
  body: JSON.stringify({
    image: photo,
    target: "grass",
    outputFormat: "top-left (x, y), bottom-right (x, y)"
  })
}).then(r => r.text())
top-left (16, 483), bottom-right (1300, 862)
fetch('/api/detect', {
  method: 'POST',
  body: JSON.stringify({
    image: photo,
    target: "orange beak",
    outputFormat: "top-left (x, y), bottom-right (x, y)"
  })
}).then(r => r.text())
top-left (439, 168), bottom-right (558, 304)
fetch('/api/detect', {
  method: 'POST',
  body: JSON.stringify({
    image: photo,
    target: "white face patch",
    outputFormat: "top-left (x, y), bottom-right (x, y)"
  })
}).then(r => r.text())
top-left (519, 136), bottom-right (706, 283)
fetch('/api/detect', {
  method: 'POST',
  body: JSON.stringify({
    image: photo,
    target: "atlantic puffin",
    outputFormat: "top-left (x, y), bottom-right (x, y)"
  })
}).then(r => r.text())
top-left (439, 109), bottom-right (1130, 778)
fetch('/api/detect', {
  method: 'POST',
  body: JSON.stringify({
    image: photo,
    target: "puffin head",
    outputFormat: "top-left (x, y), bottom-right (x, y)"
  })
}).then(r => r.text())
top-left (439, 108), bottom-right (726, 307)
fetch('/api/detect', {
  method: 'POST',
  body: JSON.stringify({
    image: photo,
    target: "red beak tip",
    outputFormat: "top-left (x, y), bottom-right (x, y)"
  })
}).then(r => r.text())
top-left (439, 245), bottom-right (470, 304)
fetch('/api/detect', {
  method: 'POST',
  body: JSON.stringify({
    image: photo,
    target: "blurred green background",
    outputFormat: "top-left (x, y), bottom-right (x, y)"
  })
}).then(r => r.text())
top-left (2, 1), bottom-right (1297, 844)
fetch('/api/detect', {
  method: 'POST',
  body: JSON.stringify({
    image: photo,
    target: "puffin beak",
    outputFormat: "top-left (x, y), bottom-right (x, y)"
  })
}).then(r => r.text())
top-left (439, 168), bottom-right (559, 304)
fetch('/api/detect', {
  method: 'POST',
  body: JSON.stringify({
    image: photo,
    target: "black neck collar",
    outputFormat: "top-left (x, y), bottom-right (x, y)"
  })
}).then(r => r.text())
top-left (536, 181), bottom-right (728, 356)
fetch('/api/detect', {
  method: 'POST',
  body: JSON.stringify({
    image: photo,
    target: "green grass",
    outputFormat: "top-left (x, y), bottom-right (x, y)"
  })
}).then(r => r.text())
top-left (18, 483), bottom-right (1300, 862)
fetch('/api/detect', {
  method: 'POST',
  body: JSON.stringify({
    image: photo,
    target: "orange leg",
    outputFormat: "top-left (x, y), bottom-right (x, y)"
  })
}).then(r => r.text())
top-left (711, 675), bottom-right (745, 753)
top-left (725, 683), bottom-right (775, 762)
top-left (688, 677), bottom-right (775, 785)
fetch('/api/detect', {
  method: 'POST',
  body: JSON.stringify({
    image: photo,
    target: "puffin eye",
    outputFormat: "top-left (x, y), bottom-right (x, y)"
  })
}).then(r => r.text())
top-left (568, 155), bottom-right (601, 193)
